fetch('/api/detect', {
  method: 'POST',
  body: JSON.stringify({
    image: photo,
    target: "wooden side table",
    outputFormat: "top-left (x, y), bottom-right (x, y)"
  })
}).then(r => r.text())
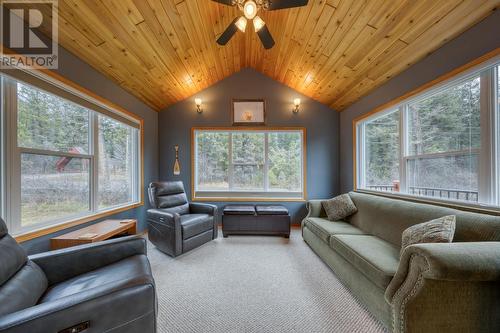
top-left (50, 219), bottom-right (137, 250)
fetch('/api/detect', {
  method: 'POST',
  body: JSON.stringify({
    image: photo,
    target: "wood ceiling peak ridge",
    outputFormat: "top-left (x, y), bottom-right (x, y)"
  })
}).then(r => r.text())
top-left (40, 0), bottom-right (499, 111)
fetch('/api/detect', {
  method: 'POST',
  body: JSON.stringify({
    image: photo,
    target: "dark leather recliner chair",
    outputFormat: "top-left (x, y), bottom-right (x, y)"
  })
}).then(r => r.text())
top-left (0, 218), bottom-right (157, 333)
top-left (147, 181), bottom-right (218, 257)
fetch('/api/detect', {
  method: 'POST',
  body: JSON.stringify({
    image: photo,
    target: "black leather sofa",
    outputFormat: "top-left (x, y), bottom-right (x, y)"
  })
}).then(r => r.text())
top-left (147, 181), bottom-right (218, 257)
top-left (0, 218), bottom-right (157, 333)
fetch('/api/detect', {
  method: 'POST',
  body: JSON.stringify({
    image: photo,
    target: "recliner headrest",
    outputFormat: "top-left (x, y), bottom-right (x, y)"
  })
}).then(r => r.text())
top-left (150, 181), bottom-right (186, 196)
top-left (0, 217), bottom-right (7, 238)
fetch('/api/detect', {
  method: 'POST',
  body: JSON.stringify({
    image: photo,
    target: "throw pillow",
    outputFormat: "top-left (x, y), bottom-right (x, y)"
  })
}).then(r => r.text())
top-left (400, 215), bottom-right (456, 256)
top-left (321, 194), bottom-right (357, 221)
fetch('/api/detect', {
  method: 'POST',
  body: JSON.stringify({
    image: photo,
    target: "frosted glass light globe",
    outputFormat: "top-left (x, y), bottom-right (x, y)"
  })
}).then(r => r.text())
top-left (243, 1), bottom-right (257, 20)
top-left (253, 16), bottom-right (265, 32)
top-left (235, 16), bottom-right (247, 32)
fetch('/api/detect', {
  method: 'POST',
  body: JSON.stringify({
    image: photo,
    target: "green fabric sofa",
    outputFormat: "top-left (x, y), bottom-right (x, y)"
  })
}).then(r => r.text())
top-left (302, 191), bottom-right (500, 333)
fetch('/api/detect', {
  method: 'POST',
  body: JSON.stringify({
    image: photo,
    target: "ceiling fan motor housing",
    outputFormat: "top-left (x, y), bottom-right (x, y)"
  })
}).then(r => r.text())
top-left (235, 0), bottom-right (270, 11)
top-left (214, 0), bottom-right (309, 49)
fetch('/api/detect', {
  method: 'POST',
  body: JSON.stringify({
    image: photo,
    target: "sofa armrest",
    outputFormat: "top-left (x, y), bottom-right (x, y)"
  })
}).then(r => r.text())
top-left (30, 236), bottom-right (146, 286)
top-left (387, 242), bottom-right (500, 301)
top-left (305, 200), bottom-right (325, 218)
top-left (386, 242), bottom-right (500, 333)
top-left (190, 203), bottom-right (217, 216)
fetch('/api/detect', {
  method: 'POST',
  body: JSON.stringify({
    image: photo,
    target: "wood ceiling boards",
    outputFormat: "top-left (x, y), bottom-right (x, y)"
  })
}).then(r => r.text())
top-left (24, 0), bottom-right (500, 111)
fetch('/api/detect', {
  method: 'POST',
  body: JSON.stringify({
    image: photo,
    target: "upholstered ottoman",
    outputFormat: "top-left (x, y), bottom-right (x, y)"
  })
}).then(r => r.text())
top-left (255, 205), bottom-right (291, 238)
top-left (222, 205), bottom-right (290, 238)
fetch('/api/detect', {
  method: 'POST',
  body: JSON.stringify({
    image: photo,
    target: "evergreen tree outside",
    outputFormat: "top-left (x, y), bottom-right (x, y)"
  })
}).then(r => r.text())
top-left (16, 82), bottom-right (137, 226)
top-left (362, 75), bottom-right (481, 202)
top-left (195, 130), bottom-right (303, 193)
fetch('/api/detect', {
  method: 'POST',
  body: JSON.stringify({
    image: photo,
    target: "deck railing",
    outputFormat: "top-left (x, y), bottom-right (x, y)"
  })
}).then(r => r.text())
top-left (365, 185), bottom-right (479, 202)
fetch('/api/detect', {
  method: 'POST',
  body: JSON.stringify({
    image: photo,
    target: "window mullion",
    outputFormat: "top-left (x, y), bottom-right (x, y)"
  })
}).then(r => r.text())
top-left (495, 66), bottom-right (500, 206)
top-left (0, 77), bottom-right (4, 221)
top-left (134, 129), bottom-right (140, 202)
top-left (5, 79), bottom-right (21, 233)
top-left (91, 112), bottom-right (99, 213)
top-left (354, 122), bottom-right (366, 189)
top-left (399, 105), bottom-right (407, 194)
top-left (357, 123), bottom-right (365, 189)
top-left (228, 132), bottom-right (233, 190)
top-left (264, 133), bottom-right (269, 192)
top-left (478, 69), bottom-right (494, 204)
top-left (490, 66), bottom-right (499, 206)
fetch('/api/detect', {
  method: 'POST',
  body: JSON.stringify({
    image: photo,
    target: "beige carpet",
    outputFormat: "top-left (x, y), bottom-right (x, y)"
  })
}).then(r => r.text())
top-left (147, 228), bottom-right (387, 333)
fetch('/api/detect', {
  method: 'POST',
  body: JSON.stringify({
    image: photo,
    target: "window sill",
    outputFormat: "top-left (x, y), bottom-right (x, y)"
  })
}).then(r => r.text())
top-left (191, 192), bottom-right (306, 202)
top-left (355, 189), bottom-right (500, 216)
top-left (14, 202), bottom-right (144, 243)
top-left (193, 197), bottom-right (306, 202)
top-left (193, 190), bottom-right (306, 202)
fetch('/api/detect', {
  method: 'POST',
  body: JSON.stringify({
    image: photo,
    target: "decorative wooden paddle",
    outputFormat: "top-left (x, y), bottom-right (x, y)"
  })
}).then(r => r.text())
top-left (173, 145), bottom-right (181, 175)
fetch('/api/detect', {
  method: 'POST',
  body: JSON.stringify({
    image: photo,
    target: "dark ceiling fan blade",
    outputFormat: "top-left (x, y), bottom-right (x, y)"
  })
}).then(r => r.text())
top-left (211, 0), bottom-right (234, 6)
top-left (267, 0), bottom-right (309, 10)
top-left (216, 18), bottom-right (239, 45)
top-left (256, 25), bottom-right (275, 49)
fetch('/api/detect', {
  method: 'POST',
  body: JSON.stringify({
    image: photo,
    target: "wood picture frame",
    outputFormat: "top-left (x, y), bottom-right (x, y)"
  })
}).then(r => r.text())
top-left (232, 99), bottom-right (266, 126)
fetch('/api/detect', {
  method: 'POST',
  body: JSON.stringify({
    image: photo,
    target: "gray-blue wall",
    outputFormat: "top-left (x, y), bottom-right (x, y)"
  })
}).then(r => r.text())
top-left (339, 10), bottom-right (500, 193)
top-left (21, 46), bottom-right (159, 254)
top-left (20, 8), bottom-right (498, 253)
top-left (158, 68), bottom-right (340, 224)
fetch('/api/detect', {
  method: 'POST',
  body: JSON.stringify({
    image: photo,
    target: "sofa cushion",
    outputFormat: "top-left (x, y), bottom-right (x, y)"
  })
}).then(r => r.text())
top-left (401, 215), bottom-right (456, 256)
top-left (223, 205), bottom-right (255, 215)
top-left (181, 214), bottom-right (213, 239)
top-left (40, 255), bottom-right (152, 303)
top-left (322, 194), bottom-right (357, 221)
top-left (255, 205), bottom-right (288, 215)
top-left (330, 234), bottom-right (400, 289)
top-left (303, 217), bottom-right (366, 243)
top-left (348, 191), bottom-right (500, 247)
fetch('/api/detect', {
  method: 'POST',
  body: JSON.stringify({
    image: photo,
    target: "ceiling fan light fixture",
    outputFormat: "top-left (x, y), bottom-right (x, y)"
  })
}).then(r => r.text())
top-left (243, 1), bottom-right (257, 19)
top-left (253, 15), bottom-right (265, 32)
top-left (235, 16), bottom-right (247, 32)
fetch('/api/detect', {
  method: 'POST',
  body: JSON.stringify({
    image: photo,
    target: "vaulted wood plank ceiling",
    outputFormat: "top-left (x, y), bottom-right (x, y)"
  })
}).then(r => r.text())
top-left (40, 0), bottom-right (500, 111)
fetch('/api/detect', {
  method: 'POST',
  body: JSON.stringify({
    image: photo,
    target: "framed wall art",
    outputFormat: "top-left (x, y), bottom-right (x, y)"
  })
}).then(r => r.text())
top-left (232, 99), bottom-right (266, 125)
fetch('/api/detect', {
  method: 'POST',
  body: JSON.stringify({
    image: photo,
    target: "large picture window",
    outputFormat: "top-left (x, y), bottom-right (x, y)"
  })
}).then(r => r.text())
top-left (1, 72), bottom-right (142, 236)
top-left (193, 128), bottom-right (305, 200)
top-left (356, 57), bottom-right (499, 208)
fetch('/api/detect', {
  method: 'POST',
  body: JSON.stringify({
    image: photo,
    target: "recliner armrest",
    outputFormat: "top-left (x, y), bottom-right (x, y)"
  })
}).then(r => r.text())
top-left (190, 203), bottom-right (217, 216)
top-left (147, 209), bottom-right (178, 226)
top-left (30, 236), bottom-right (146, 285)
top-left (0, 271), bottom-right (155, 332)
top-left (146, 209), bottom-right (182, 256)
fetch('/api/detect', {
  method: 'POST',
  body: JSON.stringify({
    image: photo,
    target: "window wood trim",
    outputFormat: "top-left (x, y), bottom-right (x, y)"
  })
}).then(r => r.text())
top-left (190, 126), bottom-right (307, 202)
top-left (2, 68), bottom-right (145, 242)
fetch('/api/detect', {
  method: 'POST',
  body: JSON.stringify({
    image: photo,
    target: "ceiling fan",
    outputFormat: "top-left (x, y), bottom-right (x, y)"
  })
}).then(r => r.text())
top-left (212, 0), bottom-right (309, 49)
